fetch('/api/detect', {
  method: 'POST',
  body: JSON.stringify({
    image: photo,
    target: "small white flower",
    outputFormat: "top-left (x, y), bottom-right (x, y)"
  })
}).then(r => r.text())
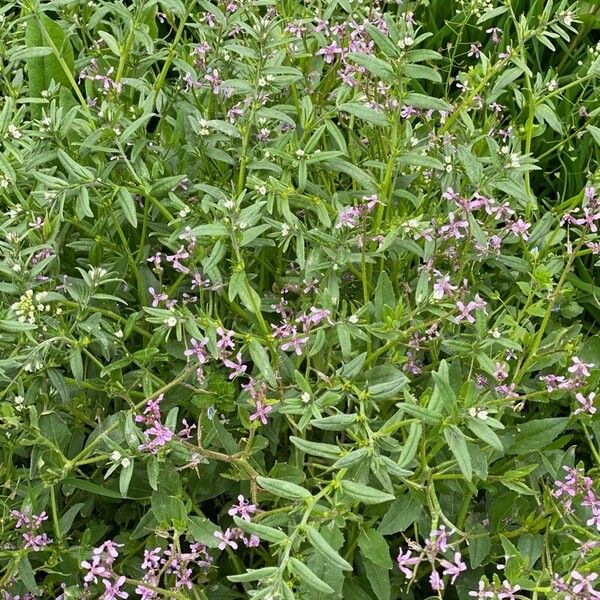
top-left (301, 392), bottom-right (311, 403)
top-left (8, 124), bottom-right (21, 139)
top-left (164, 316), bottom-right (177, 327)
top-left (348, 314), bottom-right (359, 324)
top-left (295, 149), bottom-right (305, 158)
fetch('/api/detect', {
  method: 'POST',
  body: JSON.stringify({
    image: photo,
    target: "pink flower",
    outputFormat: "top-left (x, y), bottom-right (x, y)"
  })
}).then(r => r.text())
top-left (574, 392), bottom-right (596, 415)
top-left (396, 549), bottom-right (421, 578)
top-left (486, 27), bottom-right (503, 44)
top-left (101, 576), bottom-right (128, 599)
top-left (280, 328), bottom-right (309, 355)
top-left (228, 495), bottom-right (257, 521)
top-left (429, 570), bottom-right (443, 591)
top-left (455, 301), bottom-right (478, 323)
top-left (509, 218), bottom-right (531, 240)
top-left (316, 41), bottom-right (342, 63)
top-left (439, 552), bottom-right (467, 584)
top-left (81, 555), bottom-right (111, 583)
top-left (433, 273), bottom-right (457, 300)
top-left (249, 401), bottom-right (273, 425)
top-left (214, 528), bottom-right (238, 550)
top-left (222, 351), bottom-right (247, 379)
top-left (148, 287), bottom-right (168, 307)
top-left (184, 337), bottom-right (209, 364)
top-left (572, 571), bottom-right (598, 595)
top-left (568, 356), bottom-right (594, 378)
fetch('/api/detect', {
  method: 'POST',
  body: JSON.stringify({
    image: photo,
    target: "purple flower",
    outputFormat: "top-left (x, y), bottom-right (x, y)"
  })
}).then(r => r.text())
top-left (81, 555), bottom-right (111, 583)
top-left (11, 509), bottom-right (30, 528)
top-left (335, 206), bottom-right (362, 229)
top-left (222, 351), bottom-right (247, 379)
top-left (249, 401), bottom-right (273, 425)
top-left (22, 532), bottom-right (52, 550)
top-left (396, 549), bottom-right (421, 578)
top-left (455, 301), bottom-right (477, 324)
top-left (280, 328), bottom-right (309, 355)
top-left (574, 392), bottom-right (596, 415)
top-left (214, 528), bottom-right (238, 550)
top-left (429, 570), bottom-right (443, 591)
top-left (139, 421), bottom-right (174, 453)
top-left (141, 547), bottom-right (162, 570)
top-left (568, 356), bottom-right (594, 378)
top-left (148, 287), bottom-right (168, 307)
top-left (216, 327), bottom-right (235, 352)
top-left (469, 581), bottom-right (495, 598)
top-left (572, 571), bottom-right (598, 595)
top-left (184, 337), bottom-right (209, 364)
top-left (316, 41), bottom-right (342, 64)
top-left (101, 576), bottom-right (128, 599)
top-left (439, 552), bottom-right (467, 584)
top-left (509, 218), bottom-right (531, 240)
top-left (433, 273), bottom-right (457, 300)
top-left (228, 495), bottom-right (257, 521)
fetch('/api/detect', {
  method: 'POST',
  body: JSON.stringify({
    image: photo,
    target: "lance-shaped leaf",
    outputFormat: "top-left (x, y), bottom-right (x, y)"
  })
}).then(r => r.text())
top-left (288, 557), bottom-right (334, 594)
top-left (256, 476), bottom-right (311, 500)
top-left (340, 480), bottom-right (395, 504)
top-left (305, 525), bottom-right (352, 571)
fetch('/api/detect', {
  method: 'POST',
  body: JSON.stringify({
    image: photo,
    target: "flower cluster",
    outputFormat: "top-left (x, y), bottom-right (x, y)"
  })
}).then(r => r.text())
top-left (10, 509), bottom-right (52, 551)
top-left (135, 393), bottom-right (195, 453)
top-left (553, 466), bottom-right (600, 531)
top-left (214, 495), bottom-right (260, 550)
top-left (397, 527), bottom-right (467, 592)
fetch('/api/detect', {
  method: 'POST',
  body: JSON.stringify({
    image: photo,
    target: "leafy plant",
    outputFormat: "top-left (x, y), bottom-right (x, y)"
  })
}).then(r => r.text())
top-left (0, 0), bottom-right (600, 598)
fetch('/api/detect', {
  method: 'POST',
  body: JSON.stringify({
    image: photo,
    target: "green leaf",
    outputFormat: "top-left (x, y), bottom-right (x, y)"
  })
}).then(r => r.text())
top-left (151, 489), bottom-right (187, 526)
top-left (117, 187), bottom-right (137, 227)
top-left (232, 515), bottom-right (288, 544)
top-left (503, 417), bottom-right (568, 455)
top-left (347, 52), bottom-right (395, 80)
top-left (140, 449), bottom-right (156, 485)
top-left (289, 557), bottom-right (334, 594)
top-left (466, 417), bottom-right (504, 452)
top-left (257, 476), bottom-right (312, 500)
top-left (535, 103), bottom-right (562, 134)
top-left (62, 478), bottom-right (123, 499)
top-left (0, 320), bottom-right (38, 332)
top-left (404, 93), bottom-right (451, 112)
top-left (310, 413), bottom-right (357, 431)
top-left (358, 529), bottom-right (393, 569)
top-left (338, 102), bottom-right (388, 127)
top-left (403, 63), bottom-right (442, 82)
top-left (187, 515), bottom-right (220, 547)
top-left (119, 460), bottom-right (134, 497)
top-left (429, 360), bottom-right (456, 413)
top-left (290, 436), bottom-right (342, 459)
top-left (58, 503), bottom-right (85, 536)
top-left (340, 480), bottom-right (395, 504)
top-left (228, 567), bottom-right (279, 583)
top-left (305, 525), bottom-right (352, 570)
top-left (363, 558), bottom-right (390, 600)
top-left (378, 493), bottom-right (423, 534)
top-left (69, 349), bottom-right (84, 382)
top-left (444, 425), bottom-right (472, 481)
top-left (248, 339), bottom-right (276, 386)
top-left (26, 14), bottom-right (75, 115)
top-left (18, 555), bottom-right (41, 595)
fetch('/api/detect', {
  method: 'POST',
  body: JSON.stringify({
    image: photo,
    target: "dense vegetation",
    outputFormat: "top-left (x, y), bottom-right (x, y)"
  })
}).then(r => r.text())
top-left (1, 0), bottom-right (600, 598)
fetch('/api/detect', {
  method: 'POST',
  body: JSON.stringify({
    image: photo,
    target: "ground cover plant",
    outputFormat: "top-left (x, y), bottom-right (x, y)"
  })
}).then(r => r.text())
top-left (2, 0), bottom-right (600, 598)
